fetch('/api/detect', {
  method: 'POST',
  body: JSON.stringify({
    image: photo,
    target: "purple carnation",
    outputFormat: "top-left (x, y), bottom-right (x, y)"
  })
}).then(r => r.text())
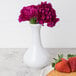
top-left (47, 18), bottom-right (59, 27)
top-left (37, 1), bottom-right (59, 27)
top-left (18, 5), bottom-right (38, 22)
top-left (18, 1), bottom-right (60, 27)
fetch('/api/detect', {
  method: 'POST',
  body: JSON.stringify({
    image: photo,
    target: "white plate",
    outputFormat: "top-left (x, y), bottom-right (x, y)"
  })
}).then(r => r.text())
top-left (40, 65), bottom-right (53, 76)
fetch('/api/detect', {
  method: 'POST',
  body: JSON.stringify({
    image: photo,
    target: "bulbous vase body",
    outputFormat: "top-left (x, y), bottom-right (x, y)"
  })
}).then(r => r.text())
top-left (23, 24), bottom-right (50, 69)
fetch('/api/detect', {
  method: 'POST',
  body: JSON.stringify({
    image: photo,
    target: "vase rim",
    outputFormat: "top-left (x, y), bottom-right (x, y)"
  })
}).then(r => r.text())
top-left (30, 24), bottom-right (42, 28)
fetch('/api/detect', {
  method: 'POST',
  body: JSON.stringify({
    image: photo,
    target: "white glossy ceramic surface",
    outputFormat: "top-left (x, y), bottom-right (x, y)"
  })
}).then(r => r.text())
top-left (23, 24), bottom-right (50, 69)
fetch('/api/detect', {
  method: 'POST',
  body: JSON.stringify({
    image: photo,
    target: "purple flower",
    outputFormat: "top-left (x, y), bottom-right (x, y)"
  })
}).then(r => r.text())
top-left (18, 5), bottom-right (38, 22)
top-left (36, 1), bottom-right (59, 27)
top-left (47, 18), bottom-right (59, 27)
top-left (47, 22), bottom-right (55, 27)
top-left (18, 1), bottom-right (60, 27)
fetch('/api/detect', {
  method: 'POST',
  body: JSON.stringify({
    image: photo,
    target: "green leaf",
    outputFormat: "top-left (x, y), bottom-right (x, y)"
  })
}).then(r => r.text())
top-left (52, 63), bottom-right (55, 67)
top-left (55, 59), bottom-right (62, 64)
top-left (53, 58), bottom-right (57, 61)
top-left (58, 54), bottom-right (63, 59)
top-left (52, 54), bottom-right (64, 68)
top-left (30, 17), bottom-right (37, 24)
top-left (67, 54), bottom-right (76, 59)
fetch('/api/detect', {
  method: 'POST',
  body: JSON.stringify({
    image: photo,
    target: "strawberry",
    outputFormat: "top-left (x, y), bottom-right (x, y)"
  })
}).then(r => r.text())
top-left (68, 57), bottom-right (76, 72)
top-left (61, 58), bottom-right (67, 62)
top-left (52, 54), bottom-right (71, 73)
top-left (55, 60), bottom-right (71, 73)
top-left (67, 54), bottom-right (76, 72)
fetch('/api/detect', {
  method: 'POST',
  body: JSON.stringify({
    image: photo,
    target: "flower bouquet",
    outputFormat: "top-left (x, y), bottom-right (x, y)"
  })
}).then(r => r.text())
top-left (18, 1), bottom-right (59, 27)
top-left (18, 1), bottom-right (59, 69)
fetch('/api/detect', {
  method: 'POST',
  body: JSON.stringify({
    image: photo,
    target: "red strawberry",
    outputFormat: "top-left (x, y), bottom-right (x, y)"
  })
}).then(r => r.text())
top-left (61, 58), bottom-right (67, 62)
top-left (52, 54), bottom-right (71, 73)
top-left (55, 60), bottom-right (71, 73)
top-left (68, 57), bottom-right (76, 72)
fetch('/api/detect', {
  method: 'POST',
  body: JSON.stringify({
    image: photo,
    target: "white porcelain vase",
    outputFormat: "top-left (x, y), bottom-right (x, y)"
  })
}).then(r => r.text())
top-left (23, 24), bottom-right (50, 69)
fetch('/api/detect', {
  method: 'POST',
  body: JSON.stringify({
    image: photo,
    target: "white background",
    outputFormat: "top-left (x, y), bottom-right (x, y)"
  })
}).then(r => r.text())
top-left (0, 0), bottom-right (76, 48)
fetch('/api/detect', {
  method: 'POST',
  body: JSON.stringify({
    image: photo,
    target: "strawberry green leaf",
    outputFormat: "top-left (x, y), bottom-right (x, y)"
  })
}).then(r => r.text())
top-left (52, 54), bottom-right (64, 68)
top-left (53, 58), bottom-right (57, 61)
top-left (52, 63), bottom-right (55, 67)
top-left (59, 54), bottom-right (63, 59)
top-left (67, 54), bottom-right (76, 59)
top-left (55, 59), bottom-right (62, 64)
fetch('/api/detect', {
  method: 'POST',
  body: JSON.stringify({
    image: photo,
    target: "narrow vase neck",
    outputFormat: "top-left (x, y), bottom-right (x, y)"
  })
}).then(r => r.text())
top-left (31, 24), bottom-right (42, 48)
